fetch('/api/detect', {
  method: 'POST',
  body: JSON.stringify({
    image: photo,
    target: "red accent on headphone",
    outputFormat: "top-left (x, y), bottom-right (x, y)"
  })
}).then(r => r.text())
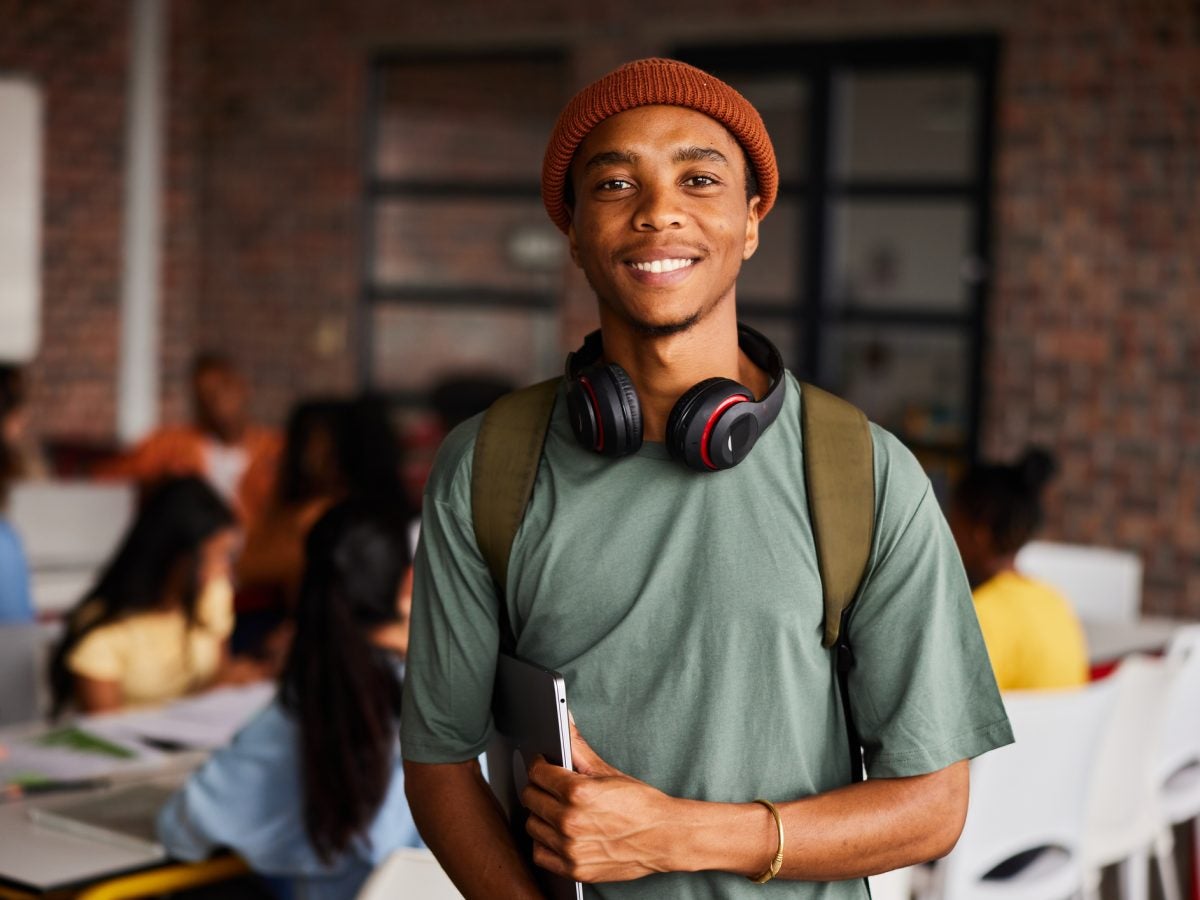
top-left (699, 394), bottom-right (750, 470)
top-left (579, 376), bottom-right (604, 452)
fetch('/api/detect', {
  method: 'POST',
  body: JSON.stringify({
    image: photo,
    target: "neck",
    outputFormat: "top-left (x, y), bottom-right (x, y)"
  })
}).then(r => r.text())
top-left (205, 422), bottom-right (246, 446)
top-left (596, 304), bottom-right (769, 443)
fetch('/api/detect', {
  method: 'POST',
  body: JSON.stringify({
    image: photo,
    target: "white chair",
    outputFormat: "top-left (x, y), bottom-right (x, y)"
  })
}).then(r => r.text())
top-left (356, 848), bottom-right (462, 899)
top-left (923, 681), bottom-right (1117, 900)
top-left (1159, 626), bottom-right (1200, 897)
top-left (870, 865), bottom-right (914, 900)
top-left (1082, 655), bottom-right (1177, 900)
top-left (8, 481), bottom-right (135, 616)
top-left (1015, 541), bottom-right (1142, 623)
top-left (0, 620), bottom-right (62, 724)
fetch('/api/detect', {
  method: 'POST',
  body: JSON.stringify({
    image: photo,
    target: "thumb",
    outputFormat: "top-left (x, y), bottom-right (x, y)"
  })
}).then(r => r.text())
top-left (568, 713), bottom-right (617, 777)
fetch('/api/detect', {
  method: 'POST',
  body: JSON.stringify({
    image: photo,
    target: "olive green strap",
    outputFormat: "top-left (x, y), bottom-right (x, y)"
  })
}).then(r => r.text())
top-left (471, 377), bottom-right (561, 598)
top-left (800, 382), bottom-right (875, 649)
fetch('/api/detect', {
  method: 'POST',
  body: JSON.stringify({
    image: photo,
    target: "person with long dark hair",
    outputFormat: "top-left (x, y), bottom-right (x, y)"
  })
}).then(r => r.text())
top-left (0, 365), bottom-right (35, 624)
top-left (949, 447), bottom-right (1089, 690)
top-left (157, 501), bottom-right (421, 900)
top-left (48, 476), bottom-right (239, 714)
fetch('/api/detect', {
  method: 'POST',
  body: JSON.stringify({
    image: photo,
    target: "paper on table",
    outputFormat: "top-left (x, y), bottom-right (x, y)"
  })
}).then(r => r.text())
top-left (86, 682), bottom-right (275, 751)
top-left (0, 727), bottom-right (163, 787)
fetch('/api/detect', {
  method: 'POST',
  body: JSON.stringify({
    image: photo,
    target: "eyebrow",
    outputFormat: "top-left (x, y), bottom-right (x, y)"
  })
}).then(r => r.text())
top-left (581, 146), bottom-right (731, 172)
top-left (582, 150), bottom-right (640, 172)
top-left (672, 146), bottom-right (730, 166)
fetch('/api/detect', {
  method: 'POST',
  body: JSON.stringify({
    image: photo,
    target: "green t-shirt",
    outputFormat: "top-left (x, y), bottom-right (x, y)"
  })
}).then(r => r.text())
top-left (401, 373), bottom-right (1012, 899)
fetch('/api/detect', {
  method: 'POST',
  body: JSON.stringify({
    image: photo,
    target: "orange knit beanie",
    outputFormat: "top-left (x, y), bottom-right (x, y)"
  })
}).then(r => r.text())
top-left (542, 58), bottom-right (778, 234)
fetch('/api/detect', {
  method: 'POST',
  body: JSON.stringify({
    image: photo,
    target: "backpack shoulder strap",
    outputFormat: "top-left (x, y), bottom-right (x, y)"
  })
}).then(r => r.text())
top-left (800, 382), bottom-right (876, 648)
top-left (471, 377), bottom-right (561, 596)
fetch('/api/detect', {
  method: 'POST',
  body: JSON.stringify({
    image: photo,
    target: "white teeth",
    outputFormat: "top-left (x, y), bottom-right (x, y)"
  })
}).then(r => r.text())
top-left (631, 258), bottom-right (695, 274)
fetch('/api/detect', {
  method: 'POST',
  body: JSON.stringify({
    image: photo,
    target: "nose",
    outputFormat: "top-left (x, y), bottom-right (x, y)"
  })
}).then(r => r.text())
top-left (633, 182), bottom-right (683, 231)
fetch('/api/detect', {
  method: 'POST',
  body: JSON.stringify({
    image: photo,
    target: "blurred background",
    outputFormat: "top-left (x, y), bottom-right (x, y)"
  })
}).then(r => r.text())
top-left (0, 0), bottom-right (1196, 618)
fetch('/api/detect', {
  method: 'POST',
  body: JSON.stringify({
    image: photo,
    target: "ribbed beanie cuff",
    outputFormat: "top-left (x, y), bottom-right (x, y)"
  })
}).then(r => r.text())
top-left (542, 58), bottom-right (778, 234)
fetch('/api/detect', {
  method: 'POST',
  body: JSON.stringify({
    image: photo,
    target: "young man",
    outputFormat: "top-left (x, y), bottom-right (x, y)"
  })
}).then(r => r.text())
top-left (401, 58), bottom-right (1012, 898)
top-left (96, 354), bottom-right (280, 529)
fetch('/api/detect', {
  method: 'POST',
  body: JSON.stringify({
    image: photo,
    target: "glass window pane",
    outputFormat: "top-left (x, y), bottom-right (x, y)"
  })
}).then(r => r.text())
top-left (824, 325), bottom-right (969, 448)
top-left (373, 198), bottom-right (565, 293)
top-left (739, 197), bottom-right (804, 306)
top-left (371, 303), bottom-right (560, 394)
top-left (835, 70), bottom-right (977, 181)
top-left (719, 73), bottom-right (808, 182)
top-left (830, 200), bottom-right (972, 313)
top-left (375, 57), bottom-right (568, 182)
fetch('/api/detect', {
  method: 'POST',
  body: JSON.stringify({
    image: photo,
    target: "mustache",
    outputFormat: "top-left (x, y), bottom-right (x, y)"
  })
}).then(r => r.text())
top-left (615, 241), bottom-right (708, 259)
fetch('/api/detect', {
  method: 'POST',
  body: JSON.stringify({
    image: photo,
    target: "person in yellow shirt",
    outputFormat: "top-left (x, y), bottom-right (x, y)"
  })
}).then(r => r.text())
top-left (48, 477), bottom-right (265, 715)
top-left (949, 448), bottom-right (1089, 691)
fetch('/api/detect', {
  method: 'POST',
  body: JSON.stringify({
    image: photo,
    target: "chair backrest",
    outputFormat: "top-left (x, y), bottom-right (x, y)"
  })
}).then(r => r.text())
top-left (0, 621), bottom-right (61, 724)
top-left (936, 681), bottom-right (1117, 899)
top-left (356, 848), bottom-right (461, 900)
top-left (8, 481), bottom-right (135, 616)
top-left (1160, 626), bottom-right (1200, 801)
top-left (1015, 540), bottom-right (1142, 623)
top-left (1082, 654), bottom-right (1172, 868)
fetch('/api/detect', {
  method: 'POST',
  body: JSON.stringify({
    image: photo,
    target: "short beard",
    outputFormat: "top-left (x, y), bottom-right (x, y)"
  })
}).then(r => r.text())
top-left (626, 310), bottom-right (701, 338)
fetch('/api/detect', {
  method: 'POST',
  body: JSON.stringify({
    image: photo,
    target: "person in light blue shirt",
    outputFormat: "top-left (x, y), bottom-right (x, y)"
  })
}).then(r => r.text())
top-left (0, 520), bottom-right (34, 624)
top-left (158, 501), bottom-right (422, 900)
top-left (0, 366), bottom-right (34, 624)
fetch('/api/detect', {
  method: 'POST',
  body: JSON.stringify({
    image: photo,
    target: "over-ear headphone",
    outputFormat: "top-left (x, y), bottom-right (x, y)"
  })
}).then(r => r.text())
top-left (564, 323), bottom-right (787, 472)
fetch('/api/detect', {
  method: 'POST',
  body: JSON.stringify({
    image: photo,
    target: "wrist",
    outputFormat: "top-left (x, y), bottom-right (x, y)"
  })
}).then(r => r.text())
top-left (671, 798), bottom-right (780, 877)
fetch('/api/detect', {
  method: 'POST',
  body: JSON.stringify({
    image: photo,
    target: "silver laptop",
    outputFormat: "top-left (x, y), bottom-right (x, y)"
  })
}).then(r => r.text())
top-left (487, 653), bottom-right (583, 900)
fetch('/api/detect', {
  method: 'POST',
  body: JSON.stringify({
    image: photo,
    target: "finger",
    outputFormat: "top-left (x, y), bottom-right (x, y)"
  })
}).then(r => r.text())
top-left (527, 753), bottom-right (578, 798)
top-left (569, 720), bottom-right (616, 777)
top-left (519, 781), bottom-right (564, 825)
top-left (531, 839), bottom-right (573, 881)
top-left (525, 812), bottom-right (567, 855)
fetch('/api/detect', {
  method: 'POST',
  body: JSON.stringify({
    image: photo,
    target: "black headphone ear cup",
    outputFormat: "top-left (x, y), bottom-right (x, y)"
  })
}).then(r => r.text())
top-left (605, 364), bottom-right (643, 453)
top-left (666, 377), bottom-right (751, 470)
top-left (567, 363), bottom-right (643, 457)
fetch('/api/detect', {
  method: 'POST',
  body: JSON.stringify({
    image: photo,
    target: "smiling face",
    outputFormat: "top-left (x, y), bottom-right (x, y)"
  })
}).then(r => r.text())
top-left (567, 105), bottom-right (761, 337)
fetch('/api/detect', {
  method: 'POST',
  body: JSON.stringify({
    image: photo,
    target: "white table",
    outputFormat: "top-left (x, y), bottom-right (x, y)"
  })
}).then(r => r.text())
top-left (1084, 615), bottom-right (1193, 666)
top-left (0, 682), bottom-right (273, 895)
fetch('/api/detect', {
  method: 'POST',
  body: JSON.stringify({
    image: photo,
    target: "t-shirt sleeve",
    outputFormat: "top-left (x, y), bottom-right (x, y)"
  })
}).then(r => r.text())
top-left (970, 589), bottom-right (1016, 691)
top-left (400, 417), bottom-right (504, 764)
top-left (66, 626), bottom-right (125, 682)
top-left (846, 426), bottom-right (1014, 779)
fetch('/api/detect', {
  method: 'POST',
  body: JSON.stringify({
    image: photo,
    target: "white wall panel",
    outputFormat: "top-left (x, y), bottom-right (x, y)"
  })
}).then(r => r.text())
top-left (0, 78), bottom-right (42, 363)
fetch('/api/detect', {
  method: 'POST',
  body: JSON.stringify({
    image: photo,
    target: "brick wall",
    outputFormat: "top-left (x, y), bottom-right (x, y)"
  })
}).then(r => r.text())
top-left (0, 0), bottom-right (128, 443)
top-left (4, 0), bottom-right (1198, 614)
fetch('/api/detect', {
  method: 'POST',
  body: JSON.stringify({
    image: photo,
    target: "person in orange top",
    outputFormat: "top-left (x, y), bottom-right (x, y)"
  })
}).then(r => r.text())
top-left (949, 448), bottom-right (1089, 691)
top-left (96, 354), bottom-right (281, 529)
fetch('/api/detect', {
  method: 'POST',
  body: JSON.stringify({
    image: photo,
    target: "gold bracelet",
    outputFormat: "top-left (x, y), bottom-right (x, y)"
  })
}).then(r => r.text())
top-left (749, 798), bottom-right (785, 884)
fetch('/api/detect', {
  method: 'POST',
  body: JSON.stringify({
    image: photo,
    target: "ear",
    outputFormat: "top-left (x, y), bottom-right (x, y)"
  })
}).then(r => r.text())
top-left (742, 195), bottom-right (761, 261)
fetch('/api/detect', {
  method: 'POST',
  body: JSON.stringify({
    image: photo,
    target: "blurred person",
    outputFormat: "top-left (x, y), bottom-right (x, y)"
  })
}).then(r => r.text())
top-left (0, 365), bottom-right (34, 623)
top-left (48, 477), bottom-right (258, 715)
top-left (96, 354), bottom-right (281, 529)
top-left (234, 395), bottom-right (411, 660)
top-left (950, 447), bottom-right (1089, 691)
top-left (158, 501), bottom-right (421, 900)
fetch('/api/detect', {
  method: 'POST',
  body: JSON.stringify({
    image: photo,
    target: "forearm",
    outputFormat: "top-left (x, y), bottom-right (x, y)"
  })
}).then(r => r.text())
top-left (675, 761), bottom-right (969, 881)
top-left (404, 759), bottom-right (545, 899)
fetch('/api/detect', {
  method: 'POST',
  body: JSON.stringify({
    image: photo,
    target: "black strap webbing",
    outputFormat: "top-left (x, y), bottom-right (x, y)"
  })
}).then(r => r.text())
top-left (471, 377), bottom-right (560, 654)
